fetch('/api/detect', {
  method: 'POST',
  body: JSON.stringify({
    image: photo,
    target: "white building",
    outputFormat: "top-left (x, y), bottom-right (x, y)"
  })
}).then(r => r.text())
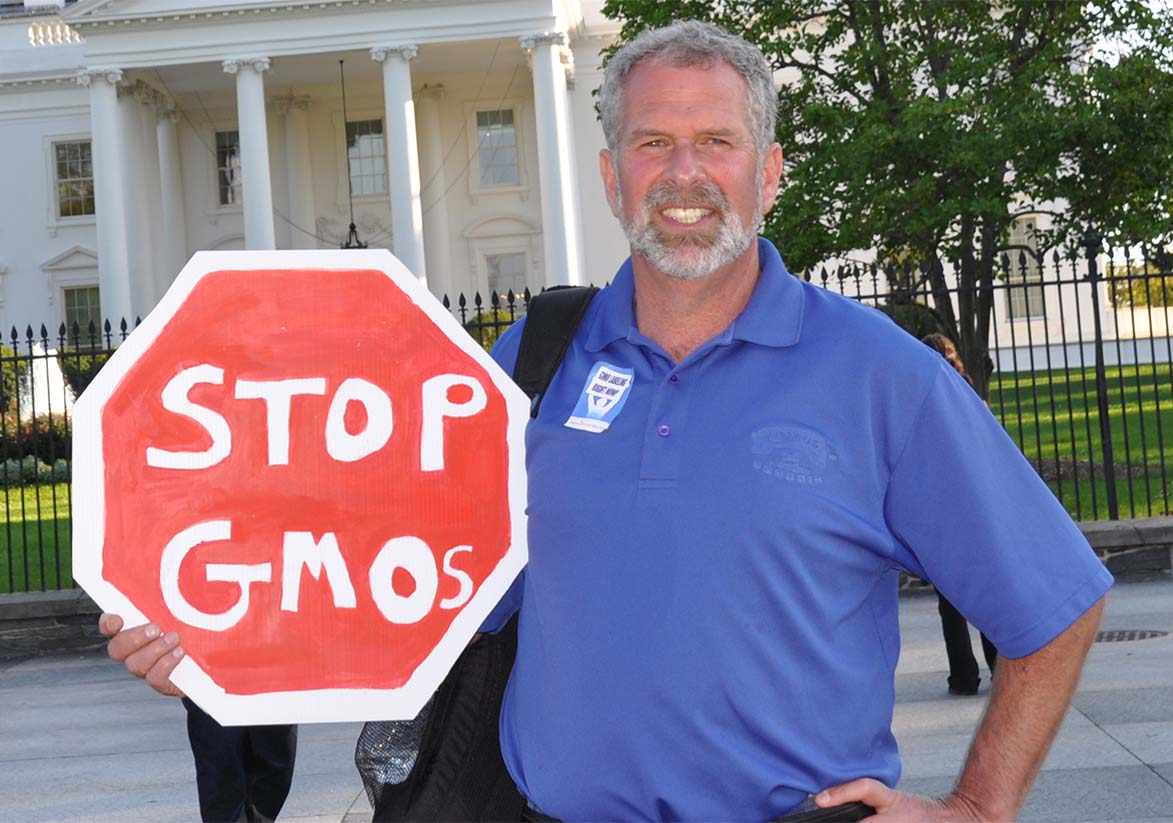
top-left (0, 0), bottom-right (629, 333)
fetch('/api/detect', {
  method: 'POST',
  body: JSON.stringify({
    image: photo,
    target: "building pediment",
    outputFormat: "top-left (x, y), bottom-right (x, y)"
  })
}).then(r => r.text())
top-left (63, 0), bottom-right (488, 25)
top-left (65, 0), bottom-right (307, 23)
top-left (462, 214), bottom-right (540, 240)
top-left (41, 245), bottom-right (98, 271)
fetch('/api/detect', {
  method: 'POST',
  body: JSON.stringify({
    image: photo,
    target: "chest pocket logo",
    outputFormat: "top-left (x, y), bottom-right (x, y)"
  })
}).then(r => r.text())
top-left (752, 425), bottom-right (838, 485)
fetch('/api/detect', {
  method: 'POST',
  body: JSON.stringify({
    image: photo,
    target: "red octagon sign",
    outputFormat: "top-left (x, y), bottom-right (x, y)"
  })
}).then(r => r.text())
top-left (72, 250), bottom-right (529, 725)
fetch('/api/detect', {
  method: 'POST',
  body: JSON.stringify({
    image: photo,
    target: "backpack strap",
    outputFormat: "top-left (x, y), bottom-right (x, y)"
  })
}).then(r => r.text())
top-left (513, 285), bottom-right (599, 417)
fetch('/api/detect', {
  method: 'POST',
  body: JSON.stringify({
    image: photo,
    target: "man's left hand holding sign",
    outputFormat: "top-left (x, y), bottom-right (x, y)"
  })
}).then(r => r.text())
top-left (99, 613), bottom-right (185, 698)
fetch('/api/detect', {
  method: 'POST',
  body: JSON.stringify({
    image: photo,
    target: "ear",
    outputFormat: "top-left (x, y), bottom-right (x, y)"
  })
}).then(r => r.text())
top-left (760, 143), bottom-right (784, 214)
top-left (599, 148), bottom-right (621, 218)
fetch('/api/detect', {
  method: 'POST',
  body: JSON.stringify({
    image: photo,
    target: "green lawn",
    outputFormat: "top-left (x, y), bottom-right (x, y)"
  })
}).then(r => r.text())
top-left (989, 362), bottom-right (1173, 520)
top-left (0, 482), bottom-right (72, 593)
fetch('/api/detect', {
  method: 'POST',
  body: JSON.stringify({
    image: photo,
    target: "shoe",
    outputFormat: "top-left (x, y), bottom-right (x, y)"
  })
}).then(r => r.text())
top-left (948, 684), bottom-right (979, 695)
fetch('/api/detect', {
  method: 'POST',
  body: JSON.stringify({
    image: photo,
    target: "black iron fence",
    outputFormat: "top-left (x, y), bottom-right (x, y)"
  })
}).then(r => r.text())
top-left (2, 250), bottom-right (1171, 593)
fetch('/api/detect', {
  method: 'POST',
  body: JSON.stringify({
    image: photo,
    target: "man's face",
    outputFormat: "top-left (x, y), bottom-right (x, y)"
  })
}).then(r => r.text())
top-left (600, 61), bottom-right (783, 281)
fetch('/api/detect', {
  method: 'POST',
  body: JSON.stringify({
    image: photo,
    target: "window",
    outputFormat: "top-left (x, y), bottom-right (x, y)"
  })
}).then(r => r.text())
top-left (346, 119), bottom-right (387, 196)
top-left (476, 109), bottom-right (519, 187)
top-left (216, 130), bottom-right (242, 206)
top-left (54, 140), bottom-right (94, 218)
top-left (486, 252), bottom-right (527, 297)
top-left (64, 286), bottom-right (101, 331)
top-left (1004, 218), bottom-right (1044, 320)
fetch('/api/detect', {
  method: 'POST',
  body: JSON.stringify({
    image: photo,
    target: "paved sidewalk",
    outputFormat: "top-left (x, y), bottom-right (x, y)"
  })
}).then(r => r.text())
top-left (1, 574), bottom-right (1170, 822)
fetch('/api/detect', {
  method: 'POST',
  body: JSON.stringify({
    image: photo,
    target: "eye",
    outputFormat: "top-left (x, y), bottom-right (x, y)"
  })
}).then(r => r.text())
top-left (642, 138), bottom-right (667, 148)
top-left (703, 136), bottom-right (730, 146)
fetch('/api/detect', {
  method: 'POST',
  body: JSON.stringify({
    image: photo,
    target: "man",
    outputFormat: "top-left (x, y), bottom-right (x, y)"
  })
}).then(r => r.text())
top-left (105, 20), bottom-right (1111, 821)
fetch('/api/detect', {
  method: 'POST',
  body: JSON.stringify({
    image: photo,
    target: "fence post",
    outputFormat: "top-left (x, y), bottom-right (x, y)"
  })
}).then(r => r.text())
top-left (1084, 232), bottom-right (1119, 519)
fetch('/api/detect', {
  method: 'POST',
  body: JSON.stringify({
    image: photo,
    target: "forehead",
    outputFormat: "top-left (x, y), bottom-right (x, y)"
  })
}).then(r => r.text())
top-left (618, 60), bottom-right (751, 138)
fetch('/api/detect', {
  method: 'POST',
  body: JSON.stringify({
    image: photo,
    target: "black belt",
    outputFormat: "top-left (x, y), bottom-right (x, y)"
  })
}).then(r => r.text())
top-left (520, 800), bottom-right (875, 822)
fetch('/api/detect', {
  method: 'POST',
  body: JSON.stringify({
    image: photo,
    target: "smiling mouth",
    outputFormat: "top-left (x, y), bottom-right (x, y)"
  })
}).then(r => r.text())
top-left (661, 207), bottom-right (713, 224)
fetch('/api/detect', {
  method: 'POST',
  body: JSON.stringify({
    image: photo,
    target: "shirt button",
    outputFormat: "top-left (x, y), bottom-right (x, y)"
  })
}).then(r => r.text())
top-left (669, 374), bottom-right (680, 384)
top-left (657, 424), bottom-right (671, 437)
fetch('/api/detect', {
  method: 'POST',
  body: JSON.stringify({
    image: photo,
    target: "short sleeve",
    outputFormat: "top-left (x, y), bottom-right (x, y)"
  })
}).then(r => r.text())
top-left (478, 570), bottom-right (523, 633)
top-left (883, 363), bottom-right (1113, 658)
top-left (489, 316), bottom-right (526, 375)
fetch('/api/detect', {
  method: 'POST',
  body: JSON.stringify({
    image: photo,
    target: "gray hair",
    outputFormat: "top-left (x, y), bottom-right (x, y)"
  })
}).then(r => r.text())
top-left (599, 20), bottom-right (778, 158)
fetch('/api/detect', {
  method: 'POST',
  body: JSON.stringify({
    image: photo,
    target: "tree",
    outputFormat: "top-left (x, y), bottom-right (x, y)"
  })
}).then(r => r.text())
top-left (600, 0), bottom-right (1173, 398)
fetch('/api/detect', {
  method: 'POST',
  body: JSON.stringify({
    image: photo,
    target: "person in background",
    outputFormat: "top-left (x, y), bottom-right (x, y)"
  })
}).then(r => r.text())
top-left (921, 332), bottom-right (1000, 695)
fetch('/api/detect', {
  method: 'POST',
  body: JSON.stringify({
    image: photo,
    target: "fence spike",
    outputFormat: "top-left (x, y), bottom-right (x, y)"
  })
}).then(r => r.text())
top-left (39, 324), bottom-right (48, 343)
top-left (9, 326), bottom-right (18, 345)
top-left (442, 294), bottom-right (450, 309)
top-left (473, 292), bottom-right (483, 309)
top-left (25, 325), bottom-right (34, 342)
top-left (457, 293), bottom-right (467, 309)
top-left (490, 290), bottom-right (500, 310)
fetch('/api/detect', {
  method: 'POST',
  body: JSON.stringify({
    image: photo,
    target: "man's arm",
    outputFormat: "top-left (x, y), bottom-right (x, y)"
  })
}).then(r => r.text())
top-left (817, 596), bottom-right (1105, 820)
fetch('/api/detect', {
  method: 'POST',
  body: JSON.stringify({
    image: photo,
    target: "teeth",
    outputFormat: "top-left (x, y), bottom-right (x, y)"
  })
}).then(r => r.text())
top-left (662, 208), bottom-right (711, 224)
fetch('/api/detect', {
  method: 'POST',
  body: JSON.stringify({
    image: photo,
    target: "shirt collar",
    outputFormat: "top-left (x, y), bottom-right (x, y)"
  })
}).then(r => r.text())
top-left (583, 237), bottom-right (805, 353)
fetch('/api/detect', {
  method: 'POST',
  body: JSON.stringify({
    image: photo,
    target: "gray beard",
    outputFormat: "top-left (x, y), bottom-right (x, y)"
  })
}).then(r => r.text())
top-left (617, 178), bottom-right (761, 281)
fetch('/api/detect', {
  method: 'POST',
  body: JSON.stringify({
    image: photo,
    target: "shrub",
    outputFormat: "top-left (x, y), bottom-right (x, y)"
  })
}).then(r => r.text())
top-left (0, 456), bottom-right (56, 487)
top-left (0, 344), bottom-right (28, 414)
top-left (58, 347), bottom-right (113, 398)
top-left (0, 413), bottom-right (71, 464)
top-left (464, 308), bottom-right (522, 351)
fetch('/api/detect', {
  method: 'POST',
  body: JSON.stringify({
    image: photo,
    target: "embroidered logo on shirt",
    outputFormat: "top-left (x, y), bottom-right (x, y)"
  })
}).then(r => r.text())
top-left (564, 362), bottom-right (634, 433)
top-left (751, 425), bottom-right (838, 484)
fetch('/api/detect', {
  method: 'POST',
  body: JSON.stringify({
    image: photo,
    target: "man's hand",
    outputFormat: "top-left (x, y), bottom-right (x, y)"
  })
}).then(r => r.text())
top-left (815, 780), bottom-right (983, 821)
top-left (99, 612), bottom-right (186, 698)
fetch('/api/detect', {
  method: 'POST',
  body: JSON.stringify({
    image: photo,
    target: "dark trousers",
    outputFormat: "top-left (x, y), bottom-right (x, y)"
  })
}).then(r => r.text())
top-left (937, 594), bottom-right (998, 693)
top-left (182, 698), bottom-right (298, 822)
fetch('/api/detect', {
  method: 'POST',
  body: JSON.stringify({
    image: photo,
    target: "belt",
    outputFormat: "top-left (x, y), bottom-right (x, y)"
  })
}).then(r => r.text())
top-left (520, 800), bottom-right (875, 822)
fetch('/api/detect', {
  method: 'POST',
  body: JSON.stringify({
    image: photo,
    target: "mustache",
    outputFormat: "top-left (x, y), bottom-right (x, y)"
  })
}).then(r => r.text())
top-left (642, 181), bottom-right (729, 212)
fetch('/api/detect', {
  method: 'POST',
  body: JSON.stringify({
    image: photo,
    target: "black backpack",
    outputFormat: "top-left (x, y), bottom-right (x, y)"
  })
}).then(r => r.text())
top-left (366, 285), bottom-right (598, 822)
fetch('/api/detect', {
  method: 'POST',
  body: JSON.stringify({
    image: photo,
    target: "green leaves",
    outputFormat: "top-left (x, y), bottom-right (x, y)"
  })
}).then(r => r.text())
top-left (601, 0), bottom-right (1173, 393)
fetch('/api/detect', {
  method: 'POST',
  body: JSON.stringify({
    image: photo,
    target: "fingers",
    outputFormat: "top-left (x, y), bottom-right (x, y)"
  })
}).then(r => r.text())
top-left (141, 642), bottom-right (186, 698)
top-left (106, 620), bottom-right (163, 662)
top-left (102, 617), bottom-right (187, 698)
top-left (98, 612), bottom-right (123, 638)
top-left (816, 777), bottom-right (895, 810)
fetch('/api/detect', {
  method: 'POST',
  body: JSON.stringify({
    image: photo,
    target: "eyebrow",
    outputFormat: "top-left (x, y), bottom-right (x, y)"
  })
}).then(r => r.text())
top-left (626, 127), bottom-right (742, 141)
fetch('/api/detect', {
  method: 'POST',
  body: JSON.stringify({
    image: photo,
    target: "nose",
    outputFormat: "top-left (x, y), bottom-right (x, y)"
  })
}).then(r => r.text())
top-left (664, 143), bottom-right (703, 186)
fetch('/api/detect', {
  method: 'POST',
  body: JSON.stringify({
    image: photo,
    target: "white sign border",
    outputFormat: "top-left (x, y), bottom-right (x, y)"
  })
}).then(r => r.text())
top-left (72, 249), bottom-right (529, 725)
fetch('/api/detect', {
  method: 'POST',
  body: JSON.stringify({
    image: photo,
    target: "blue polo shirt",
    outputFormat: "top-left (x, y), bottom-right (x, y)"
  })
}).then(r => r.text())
top-left (486, 238), bottom-right (1112, 821)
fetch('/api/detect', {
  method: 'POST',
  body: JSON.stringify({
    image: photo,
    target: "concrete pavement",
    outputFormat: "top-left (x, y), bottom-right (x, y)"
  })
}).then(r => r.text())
top-left (1, 573), bottom-right (1171, 822)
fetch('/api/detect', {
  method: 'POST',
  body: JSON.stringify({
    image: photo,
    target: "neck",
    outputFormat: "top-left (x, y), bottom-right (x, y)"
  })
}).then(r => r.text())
top-left (632, 242), bottom-right (762, 363)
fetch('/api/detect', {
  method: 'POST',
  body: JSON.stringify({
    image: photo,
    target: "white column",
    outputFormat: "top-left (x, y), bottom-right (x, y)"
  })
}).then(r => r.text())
top-left (116, 87), bottom-right (154, 322)
top-left (522, 33), bottom-right (583, 287)
top-left (157, 109), bottom-right (188, 282)
top-left (279, 96), bottom-right (316, 250)
top-left (371, 45), bottom-right (426, 282)
top-left (136, 87), bottom-right (165, 311)
top-left (223, 57), bottom-right (276, 250)
top-left (76, 68), bottom-right (132, 326)
top-left (415, 84), bottom-right (452, 300)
